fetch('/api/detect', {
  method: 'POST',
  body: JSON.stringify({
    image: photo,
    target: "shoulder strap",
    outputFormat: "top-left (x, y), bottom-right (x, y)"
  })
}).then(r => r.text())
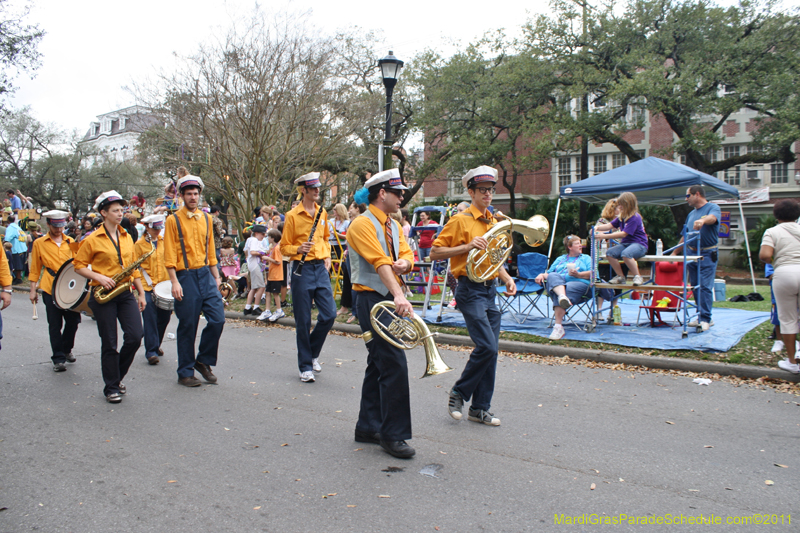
top-left (204, 213), bottom-right (210, 266)
top-left (173, 213), bottom-right (190, 270)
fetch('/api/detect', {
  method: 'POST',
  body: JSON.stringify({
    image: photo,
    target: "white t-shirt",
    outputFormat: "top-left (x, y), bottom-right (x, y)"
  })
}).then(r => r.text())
top-left (762, 222), bottom-right (800, 270)
top-left (244, 236), bottom-right (270, 272)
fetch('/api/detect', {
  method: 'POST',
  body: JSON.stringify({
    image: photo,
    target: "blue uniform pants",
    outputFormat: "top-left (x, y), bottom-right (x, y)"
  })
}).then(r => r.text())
top-left (174, 267), bottom-right (225, 378)
top-left (355, 290), bottom-right (412, 441)
top-left (453, 277), bottom-right (502, 411)
top-left (290, 260), bottom-right (336, 372)
top-left (143, 290), bottom-right (172, 359)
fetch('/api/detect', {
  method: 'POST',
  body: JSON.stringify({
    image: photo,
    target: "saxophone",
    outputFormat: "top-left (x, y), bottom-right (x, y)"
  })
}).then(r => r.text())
top-left (93, 234), bottom-right (156, 304)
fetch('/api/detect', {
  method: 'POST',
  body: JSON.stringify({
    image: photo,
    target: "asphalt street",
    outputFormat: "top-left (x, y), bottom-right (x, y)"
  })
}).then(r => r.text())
top-left (0, 291), bottom-right (797, 532)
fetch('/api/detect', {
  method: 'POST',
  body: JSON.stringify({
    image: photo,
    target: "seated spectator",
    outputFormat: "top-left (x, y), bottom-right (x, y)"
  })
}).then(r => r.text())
top-left (594, 191), bottom-right (648, 286)
top-left (535, 235), bottom-right (613, 340)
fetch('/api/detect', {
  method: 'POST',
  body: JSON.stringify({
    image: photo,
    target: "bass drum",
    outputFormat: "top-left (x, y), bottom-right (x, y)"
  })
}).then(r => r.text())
top-left (52, 259), bottom-right (93, 317)
top-left (153, 280), bottom-right (174, 311)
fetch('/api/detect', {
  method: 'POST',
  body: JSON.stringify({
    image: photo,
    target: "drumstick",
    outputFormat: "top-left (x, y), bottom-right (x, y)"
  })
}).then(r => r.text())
top-left (32, 301), bottom-right (38, 320)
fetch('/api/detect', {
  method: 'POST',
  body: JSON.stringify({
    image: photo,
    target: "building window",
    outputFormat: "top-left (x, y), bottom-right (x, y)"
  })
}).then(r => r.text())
top-left (723, 145), bottom-right (741, 185)
top-left (100, 118), bottom-right (112, 134)
top-left (771, 163), bottom-right (788, 184)
top-left (634, 150), bottom-right (646, 160)
top-left (575, 157), bottom-right (581, 180)
top-left (558, 157), bottom-right (572, 188)
top-left (612, 153), bottom-right (626, 169)
top-left (593, 154), bottom-right (607, 176)
top-left (119, 117), bottom-right (126, 130)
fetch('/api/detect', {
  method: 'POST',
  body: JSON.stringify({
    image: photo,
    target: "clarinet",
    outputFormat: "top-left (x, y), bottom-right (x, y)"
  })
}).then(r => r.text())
top-left (293, 204), bottom-right (325, 277)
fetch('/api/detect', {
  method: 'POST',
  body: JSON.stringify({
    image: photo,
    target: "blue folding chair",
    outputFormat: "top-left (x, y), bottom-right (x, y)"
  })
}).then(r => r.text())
top-left (497, 252), bottom-right (549, 324)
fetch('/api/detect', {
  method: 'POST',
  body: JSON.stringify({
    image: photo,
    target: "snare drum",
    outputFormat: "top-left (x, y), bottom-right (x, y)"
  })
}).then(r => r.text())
top-left (153, 280), bottom-right (174, 311)
top-left (52, 259), bottom-right (93, 316)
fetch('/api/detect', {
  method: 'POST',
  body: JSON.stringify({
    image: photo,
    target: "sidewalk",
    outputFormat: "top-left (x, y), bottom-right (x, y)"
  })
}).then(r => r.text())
top-left (225, 310), bottom-right (800, 384)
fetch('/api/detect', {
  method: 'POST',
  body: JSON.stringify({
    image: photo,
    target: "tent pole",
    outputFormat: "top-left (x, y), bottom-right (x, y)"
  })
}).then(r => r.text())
top-left (737, 201), bottom-right (757, 293)
top-left (548, 198), bottom-right (561, 261)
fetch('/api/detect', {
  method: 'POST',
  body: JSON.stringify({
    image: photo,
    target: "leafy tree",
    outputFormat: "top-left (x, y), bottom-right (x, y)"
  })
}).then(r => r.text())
top-left (408, 38), bottom-right (560, 216)
top-left (0, 107), bottom-right (153, 216)
top-left (0, 0), bottom-right (44, 105)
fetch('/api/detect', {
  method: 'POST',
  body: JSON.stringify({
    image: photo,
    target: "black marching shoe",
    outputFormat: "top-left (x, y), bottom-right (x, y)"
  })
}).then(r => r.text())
top-left (53, 363), bottom-right (67, 372)
top-left (380, 440), bottom-right (415, 459)
top-left (354, 428), bottom-right (381, 444)
top-left (106, 393), bottom-right (122, 404)
top-left (118, 383), bottom-right (126, 395)
top-left (65, 352), bottom-right (76, 363)
top-left (243, 307), bottom-right (253, 316)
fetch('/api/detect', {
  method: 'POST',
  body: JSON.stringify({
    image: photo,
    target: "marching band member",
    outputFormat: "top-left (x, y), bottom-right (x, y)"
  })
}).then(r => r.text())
top-left (164, 175), bottom-right (225, 388)
top-left (280, 172), bottom-right (336, 383)
top-left (29, 210), bottom-right (81, 372)
top-left (430, 166), bottom-right (516, 426)
top-left (347, 169), bottom-right (416, 458)
top-left (0, 243), bottom-right (11, 350)
top-left (137, 215), bottom-right (171, 365)
top-left (74, 191), bottom-right (146, 404)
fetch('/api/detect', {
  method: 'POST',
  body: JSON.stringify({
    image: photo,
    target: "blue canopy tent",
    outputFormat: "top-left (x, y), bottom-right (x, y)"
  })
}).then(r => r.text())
top-left (549, 157), bottom-right (756, 291)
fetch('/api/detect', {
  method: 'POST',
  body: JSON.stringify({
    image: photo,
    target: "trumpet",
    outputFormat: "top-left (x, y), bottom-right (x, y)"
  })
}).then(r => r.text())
top-left (361, 301), bottom-right (453, 378)
top-left (466, 212), bottom-right (550, 283)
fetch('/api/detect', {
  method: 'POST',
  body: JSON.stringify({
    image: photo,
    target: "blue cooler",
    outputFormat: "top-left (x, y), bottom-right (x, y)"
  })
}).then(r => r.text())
top-left (714, 279), bottom-right (726, 302)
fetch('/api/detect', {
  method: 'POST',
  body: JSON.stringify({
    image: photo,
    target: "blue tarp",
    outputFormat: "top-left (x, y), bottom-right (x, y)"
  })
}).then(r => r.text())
top-left (559, 157), bottom-right (740, 206)
top-left (425, 298), bottom-right (769, 353)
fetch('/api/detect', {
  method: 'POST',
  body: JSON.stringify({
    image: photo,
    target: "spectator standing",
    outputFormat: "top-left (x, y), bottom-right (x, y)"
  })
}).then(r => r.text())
top-left (759, 200), bottom-right (800, 374)
top-left (4, 214), bottom-right (27, 283)
top-left (210, 206), bottom-right (225, 263)
top-left (6, 190), bottom-right (21, 212)
top-left (415, 211), bottom-right (437, 262)
top-left (672, 185), bottom-right (721, 331)
top-left (328, 203), bottom-right (349, 261)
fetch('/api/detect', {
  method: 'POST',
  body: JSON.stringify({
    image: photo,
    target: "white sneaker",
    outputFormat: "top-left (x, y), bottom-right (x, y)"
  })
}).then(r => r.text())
top-left (257, 310), bottom-right (272, 321)
top-left (609, 275), bottom-right (626, 284)
top-left (312, 358), bottom-right (322, 373)
top-left (549, 324), bottom-right (565, 340)
top-left (689, 319), bottom-right (714, 328)
top-left (771, 340), bottom-right (785, 353)
top-left (269, 309), bottom-right (285, 322)
top-left (299, 370), bottom-right (315, 382)
top-left (632, 275), bottom-right (643, 286)
top-left (557, 294), bottom-right (572, 309)
top-left (700, 321), bottom-right (711, 331)
top-left (778, 358), bottom-right (800, 374)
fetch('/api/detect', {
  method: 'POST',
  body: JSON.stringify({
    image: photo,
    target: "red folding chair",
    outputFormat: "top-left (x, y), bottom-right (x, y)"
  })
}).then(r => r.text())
top-left (638, 261), bottom-right (685, 327)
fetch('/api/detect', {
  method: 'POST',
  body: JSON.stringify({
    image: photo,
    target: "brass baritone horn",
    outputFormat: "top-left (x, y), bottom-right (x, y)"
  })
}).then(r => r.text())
top-left (361, 301), bottom-right (453, 378)
top-left (466, 213), bottom-right (550, 283)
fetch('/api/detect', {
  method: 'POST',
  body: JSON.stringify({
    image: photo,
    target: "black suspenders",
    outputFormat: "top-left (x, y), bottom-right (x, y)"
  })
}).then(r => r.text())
top-left (173, 212), bottom-right (210, 270)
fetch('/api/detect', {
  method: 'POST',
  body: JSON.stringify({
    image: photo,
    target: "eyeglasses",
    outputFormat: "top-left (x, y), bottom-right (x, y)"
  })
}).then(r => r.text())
top-left (475, 186), bottom-right (496, 195)
top-left (685, 193), bottom-right (693, 198)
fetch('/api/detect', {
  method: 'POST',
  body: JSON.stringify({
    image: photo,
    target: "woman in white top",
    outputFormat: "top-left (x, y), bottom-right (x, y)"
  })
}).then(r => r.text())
top-left (328, 203), bottom-right (349, 261)
top-left (759, 199), bottom-right (800, 374)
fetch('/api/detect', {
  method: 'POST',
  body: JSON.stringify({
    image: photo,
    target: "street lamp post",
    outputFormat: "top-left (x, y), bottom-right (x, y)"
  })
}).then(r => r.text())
top-left (378, 51), bottom-right (404, 172)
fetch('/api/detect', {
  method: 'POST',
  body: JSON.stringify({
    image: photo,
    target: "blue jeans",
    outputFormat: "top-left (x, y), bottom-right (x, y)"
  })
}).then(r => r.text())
top-left (174, 267), bottom-right (226, 378)
top-left (355, 290), bottom-right (412, 441)
top-left (606, 242), bottom-right (647, 260)
top-left (290, 260), bottom-right (336, 372)
top-left (143, 290), bottom-right (172, 359)
top-left (546, 273), bottom-right (613, 306)
top-left (688, 253), bottom-right (717, 323)
top-left (453, 277), bottom-right (502, 411)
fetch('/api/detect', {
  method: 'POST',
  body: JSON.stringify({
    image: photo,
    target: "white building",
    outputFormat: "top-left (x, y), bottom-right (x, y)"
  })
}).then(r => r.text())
top-left (81, 105), bottom-right (159, 163)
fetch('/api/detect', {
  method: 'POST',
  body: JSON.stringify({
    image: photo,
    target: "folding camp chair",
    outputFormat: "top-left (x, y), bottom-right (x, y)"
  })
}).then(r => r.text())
top-left (497, 252), bottom-right (549, 324)
top-left (637, 261), bottom-right (686, 327)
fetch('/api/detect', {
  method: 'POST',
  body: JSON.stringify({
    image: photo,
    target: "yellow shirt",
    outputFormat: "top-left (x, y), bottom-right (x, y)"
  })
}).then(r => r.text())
top-left (0, 246), bottom-right (12, 287)
top-left (347, 204), bottom-right (414, 292)
top-left (73, 225), bottom-right (141, 286)
top-left (164, 207), bottom-right (218, 271)
top-left (433, 204), bottom-right (499, 280)
top-left (135, 234), bottom-right (168, 291)
top-left (30, 233), bottom-right (76, 295)
top-left (280, 202), bottom-right (331, 261)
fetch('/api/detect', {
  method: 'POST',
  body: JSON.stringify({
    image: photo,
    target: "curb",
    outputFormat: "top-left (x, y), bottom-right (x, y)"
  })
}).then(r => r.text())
top-left (225, 310), bottom-right (800, 384)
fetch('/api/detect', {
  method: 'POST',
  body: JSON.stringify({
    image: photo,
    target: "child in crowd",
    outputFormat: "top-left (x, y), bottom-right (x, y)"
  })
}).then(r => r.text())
top-left (594, 191), bottom-right (648, 286)
top-left (259, 229), bottom-right (285, 322)
top-left (243, 225), bottom-right (269, 316)
top-left (219, 236), bottom-right (246, 298)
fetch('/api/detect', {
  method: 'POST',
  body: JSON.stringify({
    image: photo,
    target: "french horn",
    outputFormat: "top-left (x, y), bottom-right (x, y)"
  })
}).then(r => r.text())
top-left (466, 213), bottom-right (550, 283)
top-left (361, 301), bottom-right (453, 378)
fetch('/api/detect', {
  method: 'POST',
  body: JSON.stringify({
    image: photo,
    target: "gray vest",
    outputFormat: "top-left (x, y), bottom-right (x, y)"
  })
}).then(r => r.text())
top-left (350, 210), bottom-right (400, 297)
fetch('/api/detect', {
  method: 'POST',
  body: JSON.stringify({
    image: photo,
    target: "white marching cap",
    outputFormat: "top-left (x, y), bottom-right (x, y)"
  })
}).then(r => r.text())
top-left (294, 172), bottom-right (322, 187)
top-left (94, 190), bottom-right (128, 211)
top-left (461, 165), bottom-right (498, 189)
top-left (177, 175), bottom-right (204, 192)
top-left (364, 168), bottom-right (408, 190)
top-left (140, 214), bottom-right (166, 228)
top-left (42, 210), bottom-right (69, 227)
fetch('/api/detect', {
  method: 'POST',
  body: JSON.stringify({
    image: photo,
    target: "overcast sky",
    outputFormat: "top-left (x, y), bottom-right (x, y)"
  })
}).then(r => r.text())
top-left (9, 0), bottom-right (549, 136)
top-left (9, 0), bottom-right (779, 137)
